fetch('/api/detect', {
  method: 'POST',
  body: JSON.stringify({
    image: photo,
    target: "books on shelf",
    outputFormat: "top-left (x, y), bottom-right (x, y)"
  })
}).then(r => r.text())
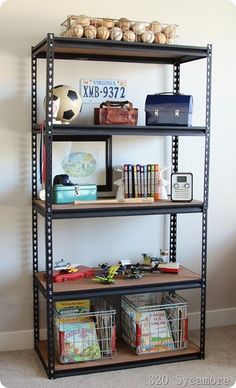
top-left (54, 299), bottom-right (116, 363)
top-left (123, 163), bottom-right (160, 200)
top-left (137, 309), bottom-right (175, 353)
top-left (55, 300), bottom-right (90, 316)
top-left (55, 315), bottom-right (101, 363)
top-left (121, 293), bottom-right (175, 354)
top-left (121, 292), bottom-right (188, 354)
top-left (161, 294), bottom-right (188, 349)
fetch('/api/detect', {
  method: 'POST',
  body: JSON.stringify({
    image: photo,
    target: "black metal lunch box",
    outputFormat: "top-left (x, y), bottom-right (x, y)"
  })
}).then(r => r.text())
top-left (145, 93), bottom-right (193, 126)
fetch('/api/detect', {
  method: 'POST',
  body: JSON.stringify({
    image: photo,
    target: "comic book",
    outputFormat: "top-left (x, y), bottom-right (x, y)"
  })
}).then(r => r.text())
top-left (56, 316), bottom-right (101, 363)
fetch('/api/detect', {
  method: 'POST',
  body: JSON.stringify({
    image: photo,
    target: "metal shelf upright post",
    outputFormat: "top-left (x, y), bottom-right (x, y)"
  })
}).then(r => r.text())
top-left (44, 33), bottom-right (55, 379)
top-left (200, 43), bottom-right (212, 358)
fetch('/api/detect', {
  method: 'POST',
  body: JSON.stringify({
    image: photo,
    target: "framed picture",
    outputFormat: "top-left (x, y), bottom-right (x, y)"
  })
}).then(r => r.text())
top-left (52, 135), bottom-right (112, 192)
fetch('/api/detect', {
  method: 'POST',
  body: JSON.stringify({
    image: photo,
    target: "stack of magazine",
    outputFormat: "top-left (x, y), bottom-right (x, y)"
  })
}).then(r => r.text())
top-left (161, 293), bottom-right (188, 349)
top-left (121, 293), bottom-right (188, 354)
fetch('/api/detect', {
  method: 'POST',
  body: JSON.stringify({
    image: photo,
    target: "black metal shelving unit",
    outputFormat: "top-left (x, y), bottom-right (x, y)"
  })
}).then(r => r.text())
top-left (31, 33), bottom-right (212, 379)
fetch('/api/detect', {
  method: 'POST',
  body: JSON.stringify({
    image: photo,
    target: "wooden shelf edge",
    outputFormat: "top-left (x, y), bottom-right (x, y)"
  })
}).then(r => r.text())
top-left (33, 199), bottom-right (204, 220)
top-left (36, 339), bottom-right (200, 373)
top-left (32, 123), bottom-right (208, 137)
top-left (32, 36), bottom-right (208, 64)
top-left (34, 266), bottom-right (202, 297)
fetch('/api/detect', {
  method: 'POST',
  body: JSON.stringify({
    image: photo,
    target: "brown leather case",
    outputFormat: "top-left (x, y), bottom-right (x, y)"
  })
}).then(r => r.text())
top-left (94, 100), bottom-right (138, 125)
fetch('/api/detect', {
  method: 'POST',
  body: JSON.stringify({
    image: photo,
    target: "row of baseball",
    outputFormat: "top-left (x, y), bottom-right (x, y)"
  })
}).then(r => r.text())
top-left (61, 15), bottom-right (177, 44)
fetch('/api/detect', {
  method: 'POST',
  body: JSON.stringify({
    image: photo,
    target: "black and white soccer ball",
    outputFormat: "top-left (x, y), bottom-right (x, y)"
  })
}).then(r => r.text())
top-left (51, 85), bottom-right (82, 123)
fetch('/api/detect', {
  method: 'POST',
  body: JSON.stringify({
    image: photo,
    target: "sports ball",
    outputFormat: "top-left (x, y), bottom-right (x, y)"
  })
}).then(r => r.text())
top-left (149, 21), bottom-right (162, 34)
top-left (97, 26), bottom-right (110, 40)
top-left (118, 18), bottom-right (131, 32)
top-left (163, 24), bottom-right (176, 38)
top-left (65, 29), bottom-right (73, 37)
top-left (90, 18), bottom-right (104, 27)
top-left (77, 15), bottom-right (90, 27)
top-left (132, 22), bottom-right (146, 35)
top-left (51, 85), bottom-right (82, 123)
top-left (110, 27), bottom-right (123, 41)
top-left (71, 22), bottom-right (84, 38)
top-left (84, 25), bottom-right (97, 39)
top-left (154, 32), bottom-right (167, 44)
top-left (141, 30), bottom-right (155, 43)
top-left (103, 18), bottom-right (114, 28)
top-left (123, 29), bottom-right (136, 42)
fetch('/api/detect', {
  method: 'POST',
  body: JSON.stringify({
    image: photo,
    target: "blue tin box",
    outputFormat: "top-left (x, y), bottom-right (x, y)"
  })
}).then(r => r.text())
top-left (53, 184), bottom-right (97, 204)
top-left (145, 93), bottom-right (193, 126)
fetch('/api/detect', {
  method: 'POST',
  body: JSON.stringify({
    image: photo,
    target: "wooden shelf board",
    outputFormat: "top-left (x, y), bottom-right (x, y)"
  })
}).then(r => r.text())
top-left (34, 266), bottom-right (201, 296)
top-left (33, 124), bottom-right (208, 137)
top-left (37, 340), bottom-right (200, 372)
top-left (33, 199), bottom-right (204, 219)
top-left (32, 37), bottom-right (208, 64)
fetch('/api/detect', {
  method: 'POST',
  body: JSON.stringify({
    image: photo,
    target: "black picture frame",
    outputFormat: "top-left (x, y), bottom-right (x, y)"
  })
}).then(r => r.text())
top-left (52, 135), bottom-right (112, 193)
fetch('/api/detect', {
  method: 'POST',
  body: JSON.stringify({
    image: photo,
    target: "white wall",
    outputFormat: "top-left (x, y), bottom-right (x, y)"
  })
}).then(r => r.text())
top-left (0, 0), bottom-right (236, 350)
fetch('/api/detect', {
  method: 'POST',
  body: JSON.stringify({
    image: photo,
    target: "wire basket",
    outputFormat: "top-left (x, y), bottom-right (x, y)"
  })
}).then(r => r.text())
top-left (54, 298), bottom-right (116, 363)
top-left (60, 15), bottom-right (178, 45)
top-left (121, 292), bottom-right (188, 355)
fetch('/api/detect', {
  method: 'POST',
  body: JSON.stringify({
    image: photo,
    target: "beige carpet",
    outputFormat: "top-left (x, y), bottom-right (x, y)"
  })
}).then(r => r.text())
top-left (0, 326), bottom-right (235, 388)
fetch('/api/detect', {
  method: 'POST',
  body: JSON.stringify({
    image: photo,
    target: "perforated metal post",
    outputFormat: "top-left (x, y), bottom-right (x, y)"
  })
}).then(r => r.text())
top-left (32, 50), bottom-right (39, 344)
top-left (169, 62), bottom-right (180, 262)
top-left (200, 44), bottom-right (212, 358)
top-left (45, 33), bottom-right (55, 379)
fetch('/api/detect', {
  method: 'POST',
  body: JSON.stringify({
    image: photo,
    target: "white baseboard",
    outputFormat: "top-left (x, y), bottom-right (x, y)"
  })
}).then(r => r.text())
top-left (188, 307), bottom-right (236, 330)
top-left (0, 308), bottom-right (235, 351)
top-left (0, 328), bottom-right (47, 352)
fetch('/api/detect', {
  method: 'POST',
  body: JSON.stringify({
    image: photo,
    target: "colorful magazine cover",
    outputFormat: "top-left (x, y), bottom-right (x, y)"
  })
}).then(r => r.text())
top-left (136, 310), bottom-right (175, 353)
top-left (56, 317), bottom-right (101, 363)
top-left (55, 299), bottom-right (90, 316)
top-left (121, 294), bottom-right (175, 354)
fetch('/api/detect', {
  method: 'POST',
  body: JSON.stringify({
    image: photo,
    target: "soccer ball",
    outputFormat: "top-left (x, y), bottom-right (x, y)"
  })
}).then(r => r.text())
top-left (48, 85), bottom-right (82, 123)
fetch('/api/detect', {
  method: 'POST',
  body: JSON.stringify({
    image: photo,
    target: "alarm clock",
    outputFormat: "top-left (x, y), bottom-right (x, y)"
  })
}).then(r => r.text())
top-left (171, 173), bottom-right (193, 202)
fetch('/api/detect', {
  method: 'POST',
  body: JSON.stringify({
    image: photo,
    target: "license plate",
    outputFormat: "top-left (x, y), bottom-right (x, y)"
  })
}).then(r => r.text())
top-left (80, 79), bottom-right (127, 103)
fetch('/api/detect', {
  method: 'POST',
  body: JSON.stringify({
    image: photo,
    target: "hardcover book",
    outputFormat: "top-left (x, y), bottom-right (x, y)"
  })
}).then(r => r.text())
top-left (55, 316), bottom-right (101, 363)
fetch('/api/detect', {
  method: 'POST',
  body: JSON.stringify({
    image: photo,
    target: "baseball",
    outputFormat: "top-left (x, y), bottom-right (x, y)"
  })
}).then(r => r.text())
top-left (118, 18), bottom-right (131, 32)
top-left (90, 18), bottom-right (103, 27)
top-left (65, 29), bottom-right (73, 37)
top-left (141, 30), bottom-right (155, 43)
top-left (84, 25), bottom-right (97, 39)
top-left (163, 24), bottom-right (176, 38)
top-left (132, 22), bottom-right (146, 35)
top-left (122, 29), bottom-right (136, 42)
top-left (110, 27), bottom-right (123, 41)
top-left (77, 15), bottom-right (90, 27)
top-left (97, 26), bottom-right (110, 40)
top-left (154, 32), bottom-right (167, 44)
top-left (103, 18), bottom-right (114, 29)
top-left (71, 22), bottom-right (84, 38)
top-left (149, 21), bottom-right (162, 34)
top-left (67, 15), bottom-right (78, 28)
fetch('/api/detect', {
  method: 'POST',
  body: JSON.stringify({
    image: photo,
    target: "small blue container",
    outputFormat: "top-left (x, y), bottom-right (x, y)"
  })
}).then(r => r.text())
top-left (53, 184), bottom-right (97, 204)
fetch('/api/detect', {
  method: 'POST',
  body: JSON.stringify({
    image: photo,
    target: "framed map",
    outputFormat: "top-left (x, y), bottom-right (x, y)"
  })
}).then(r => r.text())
top-left (52, 135), bottom-right (112, 192)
